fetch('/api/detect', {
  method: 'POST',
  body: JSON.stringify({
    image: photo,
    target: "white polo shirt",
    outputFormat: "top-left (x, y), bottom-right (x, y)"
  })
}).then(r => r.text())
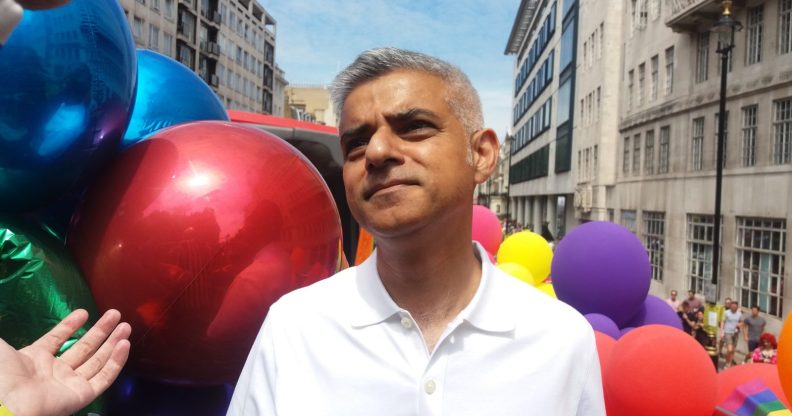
top-left (228, 243), bottom-right (605, 415)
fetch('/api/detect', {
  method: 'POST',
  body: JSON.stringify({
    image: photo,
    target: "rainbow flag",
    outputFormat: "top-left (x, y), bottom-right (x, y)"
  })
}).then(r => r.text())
top-left (714, 379), bottom-right (791, 416)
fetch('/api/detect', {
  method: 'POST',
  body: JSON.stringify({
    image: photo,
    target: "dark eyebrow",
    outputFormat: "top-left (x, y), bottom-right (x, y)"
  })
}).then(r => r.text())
top-left (385, 108), bottom-right (441, 124)
top-left (339, 124), bottom-right (372, 142)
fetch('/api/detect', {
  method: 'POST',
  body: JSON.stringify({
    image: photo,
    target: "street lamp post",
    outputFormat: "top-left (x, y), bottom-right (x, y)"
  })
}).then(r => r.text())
top-left (708, 0), bottom-right (742, 301)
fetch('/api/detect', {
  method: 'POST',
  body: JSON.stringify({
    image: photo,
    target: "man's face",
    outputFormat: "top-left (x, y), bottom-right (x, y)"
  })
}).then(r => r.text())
top-left (338, 69), bottom-right (483, 238)
top-left (730, 303), bottom-right (738, 312)
top-left (688, 291), bottom-right (695, 299)
top-left (670, 291), bottom-right (677, 300)
top-left (751, 307), bottom-right (759, 316)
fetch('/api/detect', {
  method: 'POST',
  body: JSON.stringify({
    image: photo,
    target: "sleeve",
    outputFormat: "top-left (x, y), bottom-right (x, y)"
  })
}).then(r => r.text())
top-left (226, 303), bottom-right (282, 416)
top-left (576, 329), bottom-right (607, 416)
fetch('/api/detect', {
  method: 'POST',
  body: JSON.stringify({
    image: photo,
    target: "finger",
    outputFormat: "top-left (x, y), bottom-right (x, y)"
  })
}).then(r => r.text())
top-left (29, 309), bottom-right (89, 355)
top-left (59, 309), bottom-right (122, 369)
top-left (75, 322), bottom-right (131, 380)
top-left (88, 339), bottom-right (130, 396)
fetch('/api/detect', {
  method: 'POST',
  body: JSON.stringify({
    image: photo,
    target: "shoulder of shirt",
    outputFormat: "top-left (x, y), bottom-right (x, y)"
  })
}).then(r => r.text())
top-left (270, 266), bottom-right (359, 313)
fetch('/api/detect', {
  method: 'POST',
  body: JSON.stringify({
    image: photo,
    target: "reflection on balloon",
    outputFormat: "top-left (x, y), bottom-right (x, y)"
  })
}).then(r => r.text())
top-left (121, 49), bottom-right (229, 150)
top-left (0, 218), bottom-right (98, 352)
top-left (68, 121), bottom-right (343, 385)
top-left (0, 0), bottom-right (136, 211)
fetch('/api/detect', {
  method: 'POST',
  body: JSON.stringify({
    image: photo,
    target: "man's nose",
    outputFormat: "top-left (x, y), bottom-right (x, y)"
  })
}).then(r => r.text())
top-left (365, 127), bottom-right (403, 170)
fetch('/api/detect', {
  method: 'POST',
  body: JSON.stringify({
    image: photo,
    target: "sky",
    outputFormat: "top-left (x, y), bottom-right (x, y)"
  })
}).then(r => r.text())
top-left (261, 0), bottom-right (519, 137)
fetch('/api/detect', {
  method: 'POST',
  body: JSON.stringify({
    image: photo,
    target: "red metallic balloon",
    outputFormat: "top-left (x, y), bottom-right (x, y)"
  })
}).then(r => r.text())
top-left (68, 121), bottom-right (342, 385)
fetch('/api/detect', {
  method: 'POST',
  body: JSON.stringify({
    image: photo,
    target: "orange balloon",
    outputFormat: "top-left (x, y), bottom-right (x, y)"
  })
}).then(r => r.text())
top-left (717, 363), bottom-right (789, 408)
top-left (779, 315), bottom-right (792, 403)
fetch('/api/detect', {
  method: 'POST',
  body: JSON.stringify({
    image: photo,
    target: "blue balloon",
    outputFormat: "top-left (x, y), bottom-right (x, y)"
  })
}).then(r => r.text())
top-left (121, 49), bottom-right (229, 149)
top-left (0, 0), bottom-right (136, 212)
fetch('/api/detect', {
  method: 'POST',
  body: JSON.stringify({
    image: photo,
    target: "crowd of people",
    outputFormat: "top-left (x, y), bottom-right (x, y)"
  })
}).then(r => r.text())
top-left (666, 290), bottom-right (778, 370)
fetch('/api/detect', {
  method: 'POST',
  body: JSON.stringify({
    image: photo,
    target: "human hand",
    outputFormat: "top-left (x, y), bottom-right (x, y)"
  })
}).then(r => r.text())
top-left (0, 309), bottom-right (130, 416)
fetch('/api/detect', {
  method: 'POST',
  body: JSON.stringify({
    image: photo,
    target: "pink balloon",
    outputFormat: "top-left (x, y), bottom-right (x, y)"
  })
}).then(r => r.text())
top-left (472, 205), bottom-right (502, 256)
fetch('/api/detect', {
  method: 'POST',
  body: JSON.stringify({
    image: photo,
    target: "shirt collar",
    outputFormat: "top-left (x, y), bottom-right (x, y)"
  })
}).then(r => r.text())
top-left (460, 242), bottom-right (518, 333)
top-left (349, 242), bottom-right (517, 333)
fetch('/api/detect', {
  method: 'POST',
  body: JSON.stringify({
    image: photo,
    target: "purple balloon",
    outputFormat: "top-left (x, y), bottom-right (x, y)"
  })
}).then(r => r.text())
top-left (551, 221), bottom-right (651, 327)
top-left (584, 313), bottom-right (621, 339)
top-left (624, 294), bottom-right (684, 331)
top-left (620, 327), bottom-right (635, 337)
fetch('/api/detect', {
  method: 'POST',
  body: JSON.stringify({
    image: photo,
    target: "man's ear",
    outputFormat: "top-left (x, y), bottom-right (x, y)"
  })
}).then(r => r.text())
top-left (470, 128), bottom-right (499, 185)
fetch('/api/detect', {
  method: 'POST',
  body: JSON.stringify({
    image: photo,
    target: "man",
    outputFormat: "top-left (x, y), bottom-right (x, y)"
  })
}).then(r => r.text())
top-left (742, 305), bottom-right (766, 363)
top-left (665, 289), bottom-right (680, 311)
top-left (720, 300), bottom-right (743, 369)
top-left (227, 48), bottom-right (604, 415)
top-left (686, 290), bottom-right (703, 313)
top-left (0, 309), bottom-right (130, 416)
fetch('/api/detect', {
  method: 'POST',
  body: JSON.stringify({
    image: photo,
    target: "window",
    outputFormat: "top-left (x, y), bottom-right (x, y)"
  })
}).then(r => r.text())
top-left (627, 70), bottom-right (634, 111)
top-left (148, 25), bottom-right (159, 50)
top-left (645, 129), bottom-right (655, 175)
top-left (621, 210), bottom-right (637, 234)
top-left (633, 133), bottom-right (641, 174)
top-left (164, 0), bottom-right (173, 18)
top-left (742, 105), bottom-right (757, 167)
top-left (560, 22), bottom-right (576, 71)
top-left (781, 0), bottom-right (792, 54)
top-left (161, 33), bottom-right (172, 55)
top-left (773, 98), bottom-right (792, 164)
top-left (746, 6), bottom-right (764, 65)
top-left (665, 46), bottom-right (674, 95)
top-left (714, 112), bottom-right (729, 168)
top-left (151, 0), bottom-right (160, 11)
top-left (692, 117), bottom-right (704, 171)
top-left (644, 212), bottom-right (665, 281)
top-left (659, 126), bottom-right (670, 173)
top-left (649, 0), bottom-right (660, 20)
top-left (735, 217), bottom-right (786, 317)
top-left (598, 23), bottom-right (604, 59)
top-left (696, 32), bottom-right (709, 83)
top-left (688, 214), bottom-right (716, 294)
top-left (133, 16), bottom-right (143, 39)
top-left (556, 79), bottom-right (572, 126)
top-left (623, 136), bottom-right (631, 175)
top-left (593, 144), bottom-right (599, 179)
top-left (637, 63), bottom-right (645, 107)
top-left (650, 55), bottom-right (658, 101)
top-left (596, 87), bottom-right (601, 122)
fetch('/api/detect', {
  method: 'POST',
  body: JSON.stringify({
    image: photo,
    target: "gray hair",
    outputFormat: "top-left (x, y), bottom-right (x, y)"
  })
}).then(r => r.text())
top-left (330, 47), bottom-right (484, 137)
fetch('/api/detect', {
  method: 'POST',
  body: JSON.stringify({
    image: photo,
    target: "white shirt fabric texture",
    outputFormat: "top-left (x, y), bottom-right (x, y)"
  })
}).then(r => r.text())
top-left (227, 242), bottom-right (605, 416)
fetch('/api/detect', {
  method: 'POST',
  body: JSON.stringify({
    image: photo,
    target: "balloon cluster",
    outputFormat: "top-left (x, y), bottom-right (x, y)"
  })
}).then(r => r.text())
top-left (550, 221), bottom-right (680, 335)
top-left (1, 1), bottom-right (343, 413)
top-left (470, 205), bottom-right (555, 296)
top-left (551, 221), bottom-right (792, 415)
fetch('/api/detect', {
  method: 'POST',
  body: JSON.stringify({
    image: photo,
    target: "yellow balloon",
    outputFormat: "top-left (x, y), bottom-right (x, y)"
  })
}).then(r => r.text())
top-left (496, 231), bottom-right (553, 280)
top-left (497, 262), bottom-right (540, 286)
top-left (536, 282), bottom-right (557, 298)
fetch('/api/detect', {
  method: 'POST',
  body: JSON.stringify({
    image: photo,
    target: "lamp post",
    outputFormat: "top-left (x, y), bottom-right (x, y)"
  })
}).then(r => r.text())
top-left (708, 0), bottom-right (742, 300)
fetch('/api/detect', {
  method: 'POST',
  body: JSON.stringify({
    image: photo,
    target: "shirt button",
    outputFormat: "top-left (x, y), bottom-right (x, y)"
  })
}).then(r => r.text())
top-left (424, 379), bottom-right (437, 395)
top-left (401, 316), bottom-right (413, 329)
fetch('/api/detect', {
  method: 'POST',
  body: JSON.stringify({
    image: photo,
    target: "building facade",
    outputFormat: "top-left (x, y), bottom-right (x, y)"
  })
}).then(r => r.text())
top-left (272, 64), bottom-right (288, 117)
top-left (285, 85), bottom-right (337, 126)
top-left (614, 0), bottom-right (792, 331)
top-left (477, 136), bottom-right (512, 220)
top-left (120, 0), bottom-right (278, 114)
top-left (506, 0), bottom-right (580, 241)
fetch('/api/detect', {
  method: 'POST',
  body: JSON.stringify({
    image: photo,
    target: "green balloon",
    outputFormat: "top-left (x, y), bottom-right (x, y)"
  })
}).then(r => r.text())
top-left (0, 218), bottom-right (98, 352)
